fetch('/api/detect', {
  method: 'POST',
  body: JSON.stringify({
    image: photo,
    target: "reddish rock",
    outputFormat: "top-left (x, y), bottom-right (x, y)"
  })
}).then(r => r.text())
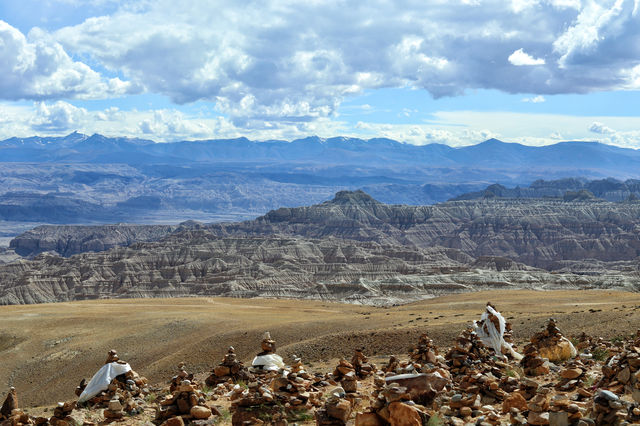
top-left (388, 402), bottom-right (425, 426)
top-left (355, 412), bottom-right (385, 426)
top-left (502, 392), bottom-right (528, 414)
top-left (161, 417), bottom-right (185, 426)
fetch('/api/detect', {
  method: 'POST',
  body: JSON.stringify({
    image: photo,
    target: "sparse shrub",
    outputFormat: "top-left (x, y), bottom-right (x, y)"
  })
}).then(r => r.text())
top-left (288, 408), bottom-right (314, 422)
top-left (427, 413), bottom-right (445, 426)
top-left (583, 374), bottom-right (597, 388)
top-left (214, 409), bottom-right (232, 424)
top-left (592, 347), bottom-right (610, 362)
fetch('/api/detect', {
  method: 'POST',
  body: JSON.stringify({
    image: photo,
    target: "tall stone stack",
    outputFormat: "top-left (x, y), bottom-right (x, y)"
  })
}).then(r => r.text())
top-left (49, 401), bottom-right (76, 426)
top-left (0, 387), bottom-right (35, 425)
top-left (520, 344), bottom-right (550, 377)
top-left (529, 319), bottom-right (576, 363)
top-left (316, 387), bottom-right (353, 426)
top-left (249, 332), bottom-right (284, 374)
top-left (205, 347), bottom-right (251, 387)
top-left (0, 387), bottom-right (18, 421)
top-left (355, 376), bottom-right (431, 426)
top-left (156, 379), bottom-right (216, 425)
top-left (351, 349), bottom-right (376, 379)
top-left (556, 358), bottom-right (588, 392)
top-left (170, 362), bottom-right (194, 393)
top-left (409, 333), bottom-right (439, 368)
top-left (445, 327), bottom-right (495, 376)
top-left (598, 344), bottom-right (640, 397)
top-left (231, 334), bottom-right (321, 425)
top-left (332, 359), bottom-right (358, 393)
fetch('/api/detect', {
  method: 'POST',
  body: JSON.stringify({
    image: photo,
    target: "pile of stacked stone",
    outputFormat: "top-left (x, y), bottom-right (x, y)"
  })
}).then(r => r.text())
top-left (574, 332), bottom-right (609, 356)
top-left (445, 327), bottom-right (495, 376)
top-left (456, 371), bottom-right (507, 405)
top-left (548, 393), bottom-right (585, 425)
top-left (316, 387), bottom-right (353, 426)
top-left (204, 347), bottom-right (251, 387)
top-left (49, 401), bottom-right (76, 426)
top-left (231, 334), bottom-right (320, 425)
top-left (408, 333), bottom-right (444, 371)
top-left (351, 349), bottom-right (376, 379)
top-left (529, 318), bottom-right (576, 362)
top-left (555, 358), bottom-right (588, 392)
top-left (79, 350), bottom-right (150, 415)
top-left (169, 362), bottom-right (192, 393)
top-left (0, 387), bottom-right (36, 426)
top-left (249, 332), bottom-right (284, 374)
top-left (332, 359), bottom-right (358, 393)
top-left (590, 390), bottom-right (628, 425)
top-left (355, 376), bottom-right (431, 426)
top-left (598, 343), bottom-right (640, 398)
top-left (382, 355), bottom-right (401, 374)
top-left (520, 344), bottom-right (550, 377)
top-left (524, 386), bottom-right (552, 426)
top-left (156, 378), bottom-right (215, 425)
top-left (269, 369), bottom-right (323, 409)
top-left (290, 355), bottom-right (311, 379)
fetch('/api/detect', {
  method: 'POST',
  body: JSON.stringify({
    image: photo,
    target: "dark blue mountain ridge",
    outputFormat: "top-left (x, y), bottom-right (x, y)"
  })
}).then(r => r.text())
top-left (2, 133), bottom-right (640, 176)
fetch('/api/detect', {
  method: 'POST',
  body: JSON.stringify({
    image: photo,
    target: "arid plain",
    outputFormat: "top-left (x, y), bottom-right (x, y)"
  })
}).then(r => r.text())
top-left (1, 290), bottom-right (639, 408)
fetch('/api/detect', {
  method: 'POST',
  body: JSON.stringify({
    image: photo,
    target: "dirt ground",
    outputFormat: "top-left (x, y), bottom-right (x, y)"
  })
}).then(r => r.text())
top-left (1, 289), bottom-right (639, 408)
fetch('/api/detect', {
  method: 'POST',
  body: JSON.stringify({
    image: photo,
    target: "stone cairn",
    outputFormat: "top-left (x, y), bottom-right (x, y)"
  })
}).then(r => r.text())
top-left (47, 401), bottom-right (77, 426)
top-left (555, 358), bottom-right (588, 392)
top-left (0, 388), bottom-right (78, 426)
top-left (205, 346), bottom-right (251, 388)
top-left (169, 362), bottom-right (195, 393)
top-left (445, 327), bottom-right (495, 376)
top-left (351, 349), bottom-right (376, 379)
top-left (355, 375), bottom-right (432, 426)
top-left (155, 372), bottom-right (216, 425)
top-left (590, 389), bottom-right (628, 425)
top-left (332, 359), bottom-right (358, 394)
top-left (520, 344), bottom-right (550, 377)
top-left (409, 333), bottom-right (439, 368)
top-left (530, 318), bottom-right (576, 362)
top-left (230, 333), bottom-right (321, 425)
top-left (0, 387), bottom-right (37, 426)
top-left (521, 318), bottom-right (577, 377)
top-left (316, 387), bottom-right (352, 426)
top-left (330, 348), bottom-right (375, 397)
top-left (78, 350), bottom-right (149, 419)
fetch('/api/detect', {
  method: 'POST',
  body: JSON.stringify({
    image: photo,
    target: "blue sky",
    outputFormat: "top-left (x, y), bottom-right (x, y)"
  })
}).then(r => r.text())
top-left (1, 0), bottom-right (640, 146)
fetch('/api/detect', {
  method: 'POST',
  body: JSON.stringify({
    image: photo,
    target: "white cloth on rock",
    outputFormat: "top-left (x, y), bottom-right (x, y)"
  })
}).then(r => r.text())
top-left (251, 354), bottom-right (285, 371)
top-left (78, 362), bottom-right (132, 403)
top-left (473, 305), bottom-right (523, 361)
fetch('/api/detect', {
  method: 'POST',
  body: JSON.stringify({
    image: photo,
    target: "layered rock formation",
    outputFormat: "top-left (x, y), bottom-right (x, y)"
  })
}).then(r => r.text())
top-left (2, 191), bottom-right (640, 305)
top-left (10, 223), bottom-right (180, 257)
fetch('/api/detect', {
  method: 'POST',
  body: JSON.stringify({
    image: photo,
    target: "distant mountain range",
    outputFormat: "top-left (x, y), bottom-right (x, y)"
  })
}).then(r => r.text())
top-left (3, 132), bottom-right (640, 173)
top-left (1, 133), bottom-right (640, 231)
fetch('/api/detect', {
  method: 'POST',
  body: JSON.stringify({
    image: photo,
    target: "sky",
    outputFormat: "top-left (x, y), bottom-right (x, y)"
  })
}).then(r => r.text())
top-left (1, 0), bottom-right (640, 147)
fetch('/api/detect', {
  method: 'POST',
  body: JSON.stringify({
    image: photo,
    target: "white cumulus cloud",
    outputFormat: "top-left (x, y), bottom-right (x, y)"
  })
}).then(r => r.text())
top-left (0, 21), bottom-right (138, 101)
top-left (522, 95), bottom-right (546, 102)
top-left (589, 121), bottom-right (616, 134)
top-left (508, 48), bottom-right (546, 66)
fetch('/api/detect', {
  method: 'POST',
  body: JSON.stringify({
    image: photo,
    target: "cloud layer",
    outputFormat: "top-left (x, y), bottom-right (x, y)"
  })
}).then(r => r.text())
top-left (47, 0), bottom-right (640, 124)
top-left (1, 0), bottom-right (639, 146)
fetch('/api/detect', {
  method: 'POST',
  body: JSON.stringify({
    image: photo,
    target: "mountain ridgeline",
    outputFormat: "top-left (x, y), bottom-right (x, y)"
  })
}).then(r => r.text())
top-left (2, 133), bottom-right (640, 227)
top-left (3, 191), bottom-right (640, 305)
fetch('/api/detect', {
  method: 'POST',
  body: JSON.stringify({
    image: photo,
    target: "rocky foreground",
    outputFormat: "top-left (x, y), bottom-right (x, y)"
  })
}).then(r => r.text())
top-left (2, 304), bottom-right (640, 426)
